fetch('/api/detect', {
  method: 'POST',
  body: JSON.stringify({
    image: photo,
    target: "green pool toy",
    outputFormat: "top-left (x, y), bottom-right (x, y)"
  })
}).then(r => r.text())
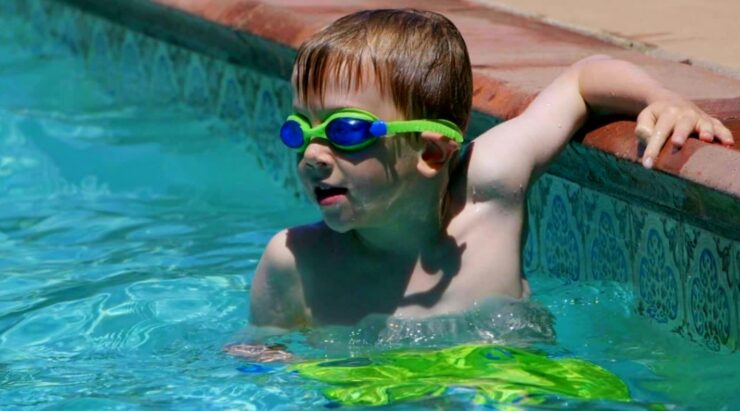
top-left (291, 344), bottom-right (631, 407)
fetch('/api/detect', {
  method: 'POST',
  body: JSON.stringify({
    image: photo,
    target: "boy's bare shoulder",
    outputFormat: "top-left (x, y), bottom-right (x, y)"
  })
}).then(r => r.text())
top-left (261, 222), bottom-right (334, 269)
top-left (260, 221), bottom-right (347, 283)
top-left (251, 222), bottom-right (335, 327)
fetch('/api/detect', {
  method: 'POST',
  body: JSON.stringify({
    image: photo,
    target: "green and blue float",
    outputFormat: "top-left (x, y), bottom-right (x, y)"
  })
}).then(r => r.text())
top-left (289, 344), bottom-right (632, 407)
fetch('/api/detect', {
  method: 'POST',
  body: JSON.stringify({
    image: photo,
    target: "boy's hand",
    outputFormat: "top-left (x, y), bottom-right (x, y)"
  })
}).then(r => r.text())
top-left (635, 98), bottom-right (734, 168)
top-left (224, 343), bottom-right (293, 362)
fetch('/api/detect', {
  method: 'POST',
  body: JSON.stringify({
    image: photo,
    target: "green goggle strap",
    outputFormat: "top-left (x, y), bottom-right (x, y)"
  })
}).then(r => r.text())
top-left (384, 119), bottom-right (464, 143)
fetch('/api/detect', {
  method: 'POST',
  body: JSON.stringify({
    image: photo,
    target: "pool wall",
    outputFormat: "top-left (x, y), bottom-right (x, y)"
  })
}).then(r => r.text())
top-left (9, 0), bottom-right (739, 351)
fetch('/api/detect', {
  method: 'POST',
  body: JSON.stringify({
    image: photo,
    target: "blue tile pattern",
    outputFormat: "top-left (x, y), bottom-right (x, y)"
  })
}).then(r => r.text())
top-left (542, 185), bottom-right (581, 283)
top-left (217, 66), bottom-right (247, 121)
top-left (88, 20), bottom-right (114, 80)
top-left (29, 0), bottom-right (50, 35)
top-left (120, 31), bottom-right (148, 98)
top-left (638, 228), bottom-right (679, 323)
top-left (523, 177), bottom-right (544, 275)
top-left (590, 211), bottom-right (629, 282)
top-left (185, 54), bottom-right (210, 106)
top-left (151, 43), bottom-right (180, 102)
top-left (689, 249), bottom-right (731, 350)
top-left (54, 6), bottom-right (83, 54)
top-left (733, 243), bottom-right (740, 350)
top-left (12, 0), bottom-right (738, 350)
top-left (685, 229), bottom-right (736, 351)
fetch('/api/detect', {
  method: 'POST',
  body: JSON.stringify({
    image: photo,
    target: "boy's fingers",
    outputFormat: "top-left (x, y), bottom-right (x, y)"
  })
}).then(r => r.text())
top-left (697, 118), bottom-right (715, 142)
top-left (642, 113), bottom-right (676, 168)
top-left (670, 116), bottom-right (695, 147)
top-left (711, 118), bottom-right (735, 145)
top-left (635, 109), bottom-right (656, 142)
top-left (642, 136), bottom-right (666, 169)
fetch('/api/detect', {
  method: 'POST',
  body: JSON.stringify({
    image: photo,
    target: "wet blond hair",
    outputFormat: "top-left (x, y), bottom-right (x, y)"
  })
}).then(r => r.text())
top-left (292, 9), bottom-right (473, 133)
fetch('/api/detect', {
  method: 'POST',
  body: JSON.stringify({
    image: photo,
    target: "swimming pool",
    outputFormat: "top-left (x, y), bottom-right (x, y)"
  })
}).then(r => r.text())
top-left (1, 2), bottom-right (739, 409)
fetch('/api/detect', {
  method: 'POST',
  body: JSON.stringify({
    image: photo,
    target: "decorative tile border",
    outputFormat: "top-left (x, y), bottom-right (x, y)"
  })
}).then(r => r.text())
top-left (7, 0), bottom-right (738, 351)
top-left (528, 174), bottom-right (739, 351)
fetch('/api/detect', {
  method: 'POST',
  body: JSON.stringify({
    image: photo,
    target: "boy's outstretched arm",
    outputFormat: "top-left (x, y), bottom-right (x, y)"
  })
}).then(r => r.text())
top-left (468, 56), bottom-right (734, 196)
top-left (224, 230), bottom-right (306, 362)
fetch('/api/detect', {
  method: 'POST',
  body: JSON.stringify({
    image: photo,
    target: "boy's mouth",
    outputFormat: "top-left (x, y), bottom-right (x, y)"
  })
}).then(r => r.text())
top-left (314, 185), bottom-right (348, 206)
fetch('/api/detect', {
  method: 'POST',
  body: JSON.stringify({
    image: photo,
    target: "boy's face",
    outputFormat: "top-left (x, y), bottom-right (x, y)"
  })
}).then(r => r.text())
top-left (293, 78), bottom-right (424, 233)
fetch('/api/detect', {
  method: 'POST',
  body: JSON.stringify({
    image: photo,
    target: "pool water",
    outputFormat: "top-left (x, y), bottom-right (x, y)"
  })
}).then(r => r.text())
top-left (1, 12), bottom-right (738, 410)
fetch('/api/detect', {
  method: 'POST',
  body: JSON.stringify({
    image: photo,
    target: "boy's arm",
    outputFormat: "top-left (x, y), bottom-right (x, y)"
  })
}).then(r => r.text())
top-left (249, 229), bottom-right (308, 329)
top-left (225, 230), bottom-right (306, 362)
top-left (467, 56), bottom-right (734, 197)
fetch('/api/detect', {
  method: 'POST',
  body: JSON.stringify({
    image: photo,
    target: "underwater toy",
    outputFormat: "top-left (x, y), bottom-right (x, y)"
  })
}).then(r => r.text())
top-left (290, 344), bottom-right (631, 407)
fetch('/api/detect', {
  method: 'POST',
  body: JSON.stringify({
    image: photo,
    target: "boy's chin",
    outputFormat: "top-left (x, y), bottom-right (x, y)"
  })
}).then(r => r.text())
top-left (320, 208), bottom-right (367, 233)
top-left (321, 217), bottom-right (355, 233)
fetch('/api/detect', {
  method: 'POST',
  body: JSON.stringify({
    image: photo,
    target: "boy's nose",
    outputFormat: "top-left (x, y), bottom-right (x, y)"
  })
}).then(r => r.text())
top-left (301, 140), bottom-right (334, 171)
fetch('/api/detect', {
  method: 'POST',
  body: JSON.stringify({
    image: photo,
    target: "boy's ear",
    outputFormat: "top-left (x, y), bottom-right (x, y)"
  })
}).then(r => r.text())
top-left (416, 132), bottom-right (461, 178)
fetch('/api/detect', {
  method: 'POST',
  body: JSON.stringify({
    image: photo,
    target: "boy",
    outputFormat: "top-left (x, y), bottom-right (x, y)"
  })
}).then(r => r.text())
top-left (233, 9), bottom-right (733, 357)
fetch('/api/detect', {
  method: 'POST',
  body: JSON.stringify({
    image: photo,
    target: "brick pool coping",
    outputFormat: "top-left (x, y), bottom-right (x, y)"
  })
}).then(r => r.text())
top-left (59, 0), bottom-right (740, 219)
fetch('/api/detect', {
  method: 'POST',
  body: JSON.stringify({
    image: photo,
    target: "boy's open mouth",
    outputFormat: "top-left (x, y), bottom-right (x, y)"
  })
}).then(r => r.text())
top-left (314, 185), bottom-right (348, 205)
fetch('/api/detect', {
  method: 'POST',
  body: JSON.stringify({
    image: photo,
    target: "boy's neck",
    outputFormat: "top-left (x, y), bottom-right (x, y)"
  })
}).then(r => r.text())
top-left (351, 185), bottom-right (445, 257)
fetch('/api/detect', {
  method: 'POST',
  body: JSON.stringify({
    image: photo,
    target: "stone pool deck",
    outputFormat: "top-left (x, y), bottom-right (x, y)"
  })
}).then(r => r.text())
top-left (477, 0), bottom-right (740, 77)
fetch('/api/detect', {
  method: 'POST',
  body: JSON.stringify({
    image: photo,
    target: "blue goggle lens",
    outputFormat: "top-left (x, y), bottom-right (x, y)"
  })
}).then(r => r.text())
top-left (326, 118), bottom-right (373, 147)
top-left (280, 120), bottom-right (305, 149)
top-left (280, 117), bottom-right (379, 150)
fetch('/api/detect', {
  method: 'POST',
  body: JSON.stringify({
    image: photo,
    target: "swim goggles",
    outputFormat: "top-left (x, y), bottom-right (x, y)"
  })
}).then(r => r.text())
top-left (280, 108), bottom-right (464, 152)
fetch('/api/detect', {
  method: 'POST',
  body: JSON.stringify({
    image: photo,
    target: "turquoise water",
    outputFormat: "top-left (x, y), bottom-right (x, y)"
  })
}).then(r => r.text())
top-left (1, 13), bottom-right (739, 410)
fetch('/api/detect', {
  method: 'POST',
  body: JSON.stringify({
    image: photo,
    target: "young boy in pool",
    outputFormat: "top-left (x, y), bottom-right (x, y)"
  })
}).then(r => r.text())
top-left (232, 9), bottom-right (732, 357)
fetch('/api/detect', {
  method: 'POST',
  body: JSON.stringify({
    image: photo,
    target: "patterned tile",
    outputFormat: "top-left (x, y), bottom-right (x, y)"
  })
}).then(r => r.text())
top-left (523, 179), bottom-right (543, 275)
top-left (263, 76), bottom-right (301, 193)
top-left (119, 31), bottom-right (148, 98)
top-left (184, 54), bottom-right (210, 107)
top-left (540, 176), bottom-right (583, 283)
top-left (634, 212), bottom-right (683, 329)
top-left (238, 67), bottom-right (261, 119)
top-left (29, 0), bottom-right (50, 35)
top-left (254, 77), bottom-right (290, 183)
top-left (54, 7), bottom-right (86, 56)
top-left (614, 201), bottom-right (648, 274)
top-left (166, 46), bottom-right (191, 101)
top-left (150, 42), bottom-right (180, 102)
top-left (205, 58), bottom-right (227, 116)
top-left (87, 19), bottom-right (114, 79)
top-left (685, 228), bottom-right (735, 351)
top-left (732, 242), bottom-right (740, 351)
top-left (217, 65), bottom-right (248, 123)
top-left (584, 193), bottom-right (630, 283)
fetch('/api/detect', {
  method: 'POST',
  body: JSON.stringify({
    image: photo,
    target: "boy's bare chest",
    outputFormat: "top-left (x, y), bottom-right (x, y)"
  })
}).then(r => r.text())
top-left (302, 209), bottom-right (525, 323)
